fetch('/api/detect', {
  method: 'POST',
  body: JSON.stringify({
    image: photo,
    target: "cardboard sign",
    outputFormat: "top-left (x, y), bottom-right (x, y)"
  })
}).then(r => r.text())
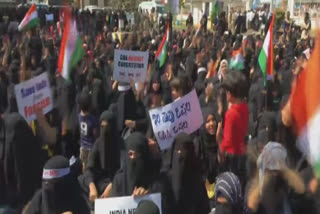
top-left (113, 49), bottom-right (149, 83)
top-left (95, 193), bottom-right (162, 214)
top-left (149, 89), bottom-right (203, 150)
top-left (14, 72), bottom-right (53, 122)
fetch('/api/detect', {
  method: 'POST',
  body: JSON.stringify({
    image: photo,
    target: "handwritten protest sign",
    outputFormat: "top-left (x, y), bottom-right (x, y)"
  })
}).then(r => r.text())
top-left (14, 72), bottom-right (53, 123)
top-left (149, 89), bottom-right (203, 150)
top-left (113, 49), bottom-right (149, 83)
top-left (95, 193), bottom-right (162, 214)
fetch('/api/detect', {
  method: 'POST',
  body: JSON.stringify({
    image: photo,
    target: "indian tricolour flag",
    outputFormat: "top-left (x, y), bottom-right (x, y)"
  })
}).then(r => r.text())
top-left (156, 24), bottom-right (169, 68)
top-left (291, 30), bottom-right (320, 179)
top-left (58, 8), bottom-right (84, 82)
top-left (258, 14), bottom-right (275, 85)
top-left (230, 48), bottom-right (244, 70)
top-left (18, 4), bottom-right (39, 31)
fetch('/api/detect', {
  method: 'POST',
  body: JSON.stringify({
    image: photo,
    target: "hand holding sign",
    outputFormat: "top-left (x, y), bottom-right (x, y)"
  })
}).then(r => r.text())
top-left (132, 187), bottom-right (149, 198)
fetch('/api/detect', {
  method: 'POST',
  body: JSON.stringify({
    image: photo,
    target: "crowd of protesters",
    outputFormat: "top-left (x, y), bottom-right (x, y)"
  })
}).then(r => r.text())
top-left (0, 4), bottom-right (319, 214)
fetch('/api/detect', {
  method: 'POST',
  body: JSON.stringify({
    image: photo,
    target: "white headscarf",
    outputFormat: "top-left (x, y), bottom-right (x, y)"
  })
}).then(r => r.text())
top-left (257, 141), bottom-right (287, 192)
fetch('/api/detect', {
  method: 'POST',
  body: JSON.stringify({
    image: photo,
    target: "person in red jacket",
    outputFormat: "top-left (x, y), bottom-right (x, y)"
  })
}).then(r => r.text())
top-left (218, 71), bottom-right (249, 187)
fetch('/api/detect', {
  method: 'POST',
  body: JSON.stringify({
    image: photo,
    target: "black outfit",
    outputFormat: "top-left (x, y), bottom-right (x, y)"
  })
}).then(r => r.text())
top-left (116, 88), bottom-right (137, 133)
top-left (161, 133), bottom-right (210, 214)
top-left (194, 108), bottom-right (220, 183)
top-left (80, 111), bottom-right (123, 196)
top-left (111, 132), bottom-right (155, 197)
top-left (0, 113), bottom-right (43, 212)
top-left (25, 156), bottom-right (90, 214)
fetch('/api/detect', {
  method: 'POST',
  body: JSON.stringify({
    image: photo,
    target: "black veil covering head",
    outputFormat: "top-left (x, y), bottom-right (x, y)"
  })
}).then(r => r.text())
top-left (25, 155), bottom-right (90, 214)
top-left (87, 110), bottom-right (122, 178)
top-left (116, 82), bottom-right (137, 132)
top-left (0, 113), bottom-right (43, 210)
top-left (111, 132), bottom-right (154, 197)
top-left (165, 133), bottom-right (210, 214)
top-left (124, 132), bottom-right (152, 193)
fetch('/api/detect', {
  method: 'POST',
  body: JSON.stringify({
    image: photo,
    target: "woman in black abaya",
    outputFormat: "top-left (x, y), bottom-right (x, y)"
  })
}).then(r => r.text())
top-left (24, 155), bottom-right (90, 214)
top-left (165, 133), bottom-right (210, 214)
top-left (111, 132), bottom-right (155, 197)
top-left (195, 108), bottom-right (220, 181)
top-left (0, 113), bottom-right (43, 212)
top-left (116, 83), bottom-right (138, 134)
top-left (79, 110), bottom-right (123, 202)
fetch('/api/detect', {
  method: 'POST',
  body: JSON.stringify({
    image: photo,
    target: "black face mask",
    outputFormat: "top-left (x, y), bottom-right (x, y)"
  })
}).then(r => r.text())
top-left (215, 203), bottom-right (234, 214)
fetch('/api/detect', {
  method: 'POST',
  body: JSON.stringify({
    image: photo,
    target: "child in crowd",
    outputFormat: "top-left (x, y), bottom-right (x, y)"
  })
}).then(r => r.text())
top-left (77, 91), bottom-right (98, 171)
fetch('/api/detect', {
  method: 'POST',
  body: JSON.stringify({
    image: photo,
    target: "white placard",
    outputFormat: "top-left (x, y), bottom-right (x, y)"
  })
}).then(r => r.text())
top-left (95, 193), bottom-right (162, 214)
top-left (113, 49), bottom-right (149, 83)
top-left (14, 72), bottom-right (53, 123)
top-left (149, 89), bottom-right (203, 150)
top-left (46, 14), bottom-right (54, 22)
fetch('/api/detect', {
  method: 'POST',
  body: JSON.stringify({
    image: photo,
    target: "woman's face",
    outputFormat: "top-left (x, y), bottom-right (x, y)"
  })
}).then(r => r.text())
top-left (152, 82), bottom-right (160, 92)
top-left (205, 114), bottom-right (217, 135)
top-left (171, 88), bottom-right (180, 100)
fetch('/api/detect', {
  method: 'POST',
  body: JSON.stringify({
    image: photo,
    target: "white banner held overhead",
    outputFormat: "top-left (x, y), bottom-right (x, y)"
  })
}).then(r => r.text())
top-left (14, 72), bottom-right (53, 123)
top-left (113, 49), bottom-right (149, 83)
top-left (95, 193), bottom-right (162, 214)
top-left (149, 89), bottom-right (203, 150)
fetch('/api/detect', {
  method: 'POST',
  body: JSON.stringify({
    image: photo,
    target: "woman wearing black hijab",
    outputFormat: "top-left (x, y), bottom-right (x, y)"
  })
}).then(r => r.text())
top-left (165, 133), bottom-right (210, 214)
top-left (116, 83), bottom-right (138, 133)
top-left (0, 113), bottom-right (43, 213)
top-left (111, 132), bottom-right (155, 197)
top-left (79, 110), bottom-right (123, 202)
top-left (24, 155), bottom-right (90, 214)
top-left (195, 107), bottom-right (220, 182)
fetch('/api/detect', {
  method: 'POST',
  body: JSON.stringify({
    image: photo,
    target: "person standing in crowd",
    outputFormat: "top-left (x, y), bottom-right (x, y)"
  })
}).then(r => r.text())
top-left (218, 71), bottom-right (249, 186)
top-left (186, 13), bottom-right (193, 30)
top-left (200, 12), bottom-right (208, 33)
top-left (77, 91), bottom-right (98, 171)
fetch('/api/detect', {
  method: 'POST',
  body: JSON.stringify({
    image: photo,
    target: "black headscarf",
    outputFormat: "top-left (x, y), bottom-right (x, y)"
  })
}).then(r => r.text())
top-left (200, 107), bottom-right (219, 150)
top-left (0, 113), bottom-right (43, 210)
top-left (148, 71), bottom-right (162, 95)
top-left (25, 156), bottom-right (90, 214)
top-left (168, 133), bottom-right (210, 214)
top-left (87, 111), bottom-right (122, 177)
top-left (116, 84), bottom-right (137, 132)
top-left (135, 200), bottom-right (160, 214)
top-left (111, 132), bottom-right (153, 197)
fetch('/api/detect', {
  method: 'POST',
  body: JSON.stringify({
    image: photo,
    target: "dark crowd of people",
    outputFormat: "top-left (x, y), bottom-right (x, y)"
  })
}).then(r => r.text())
top-left (0, 4), bottom-right (319, 214)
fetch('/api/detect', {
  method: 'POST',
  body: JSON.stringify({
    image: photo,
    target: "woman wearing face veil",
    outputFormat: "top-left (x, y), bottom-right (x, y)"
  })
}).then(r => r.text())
top-left (0, 113), bottom-right (43, 213)
top-left (246, 142), bottom-right (306, 214)
top-left (215, 172), bottom-right (243, 214)
top-left (79, 111), bottom-right (123, 203)
top-left (166, 133), bottom-right (210, 214)
top-left (24, 156), bottom-right (90, 214)
top-left (111, 132), bottom-right (155, 197)
top-left (116, 82), bottom-right (138, 133)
